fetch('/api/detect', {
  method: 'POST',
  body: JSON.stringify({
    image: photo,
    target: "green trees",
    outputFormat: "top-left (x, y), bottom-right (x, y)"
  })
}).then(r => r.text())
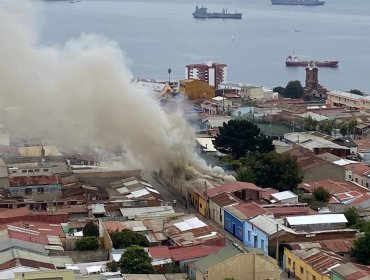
top-left (349, 89), bottom-right (364, 96)
top-left (214, 119), bottom-right (274, 159)
top-left (273, 86), bottom-right (285, 96)
top-left (318, 120), bottom-right (334, 135)
top-left (340, 124), bottom-right (348, 136)
top-left (312, 187), bottom-right (330, 203)
top-left (75, 236), bottom-right (99, 251)
top-left (83, 220), bottom-right (99, 237)
top-left (303, 116), bottom-right (318, 131)
top-left (351, 232), bottom-right (370, 265)
top-left (283, 80), bottom-right (304, 99)
top-left (344, 207), bottom-right (360, 227)
top-left (119, 245), bottom-right (155, 274)
top-left (110, 229), bottom-right (149, 249)
top-left (236, 152), bottom-right (303, 192)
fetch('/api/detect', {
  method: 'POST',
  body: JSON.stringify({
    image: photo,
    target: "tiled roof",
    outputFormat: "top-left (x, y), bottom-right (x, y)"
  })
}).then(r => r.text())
top-left (206, 181), bottom-right (262, 198)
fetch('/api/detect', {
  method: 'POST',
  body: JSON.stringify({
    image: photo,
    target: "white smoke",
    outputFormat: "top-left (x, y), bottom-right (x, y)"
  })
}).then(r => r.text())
top-left (0, 0), bottom-right (215, 175)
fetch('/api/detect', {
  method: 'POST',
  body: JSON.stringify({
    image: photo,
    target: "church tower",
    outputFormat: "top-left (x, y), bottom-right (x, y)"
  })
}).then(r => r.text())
top-left (305, 61), bottom-right (319, 91)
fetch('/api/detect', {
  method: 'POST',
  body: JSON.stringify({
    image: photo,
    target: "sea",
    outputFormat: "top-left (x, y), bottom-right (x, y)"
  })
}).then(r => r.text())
top-left (38, 0), bottom-right (370, 93)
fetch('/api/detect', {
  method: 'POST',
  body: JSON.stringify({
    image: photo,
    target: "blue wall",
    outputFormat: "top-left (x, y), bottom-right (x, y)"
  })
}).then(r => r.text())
top-left (243, 220), bottom-right (269, 255)
top-left (224, 210), bottom-right (244, 241)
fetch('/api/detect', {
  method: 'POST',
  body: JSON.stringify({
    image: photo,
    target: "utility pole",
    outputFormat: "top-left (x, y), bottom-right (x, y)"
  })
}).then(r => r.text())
top-left (276, 223), bottom-right (279, 267)
top-left (168, 68), bottom-right (172, 85)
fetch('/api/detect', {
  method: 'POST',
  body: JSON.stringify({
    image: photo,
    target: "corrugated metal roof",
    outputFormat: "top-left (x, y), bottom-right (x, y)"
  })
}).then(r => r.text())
top-left (285, 214), bottom-right (347, 226)
top-left (120, 206), bottom-right (175, 219)
top-left (271, 191), bottom-right (297, 201)
top-left (91, 204), bottom-right (106, 214)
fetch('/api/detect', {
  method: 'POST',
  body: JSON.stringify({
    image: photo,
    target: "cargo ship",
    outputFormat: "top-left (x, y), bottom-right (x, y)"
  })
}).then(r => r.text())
top-left (271, 0), bottom-right (325, 5)
top-left (192, 6), bottom-right (242, 19)
top-left (286, 55), bottom-right (339, 67)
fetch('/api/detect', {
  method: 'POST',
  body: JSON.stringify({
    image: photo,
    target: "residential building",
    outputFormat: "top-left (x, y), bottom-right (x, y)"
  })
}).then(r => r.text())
top-left (284, 247), bottom-right (350, 280)
top-left (284, 214), bottom-right (347, 232)
top-left (326, 90), bottom-right (370, 112)
top-left (218, 83), bottom-right (278, 100)
top-left (331, 263), bottom-right (370, 280)
top-left (208, 192), bottom-right (238, 226)
top-left (188, 245), bottom-right (280, 280)
top-left (285, 148), bottom-right (345, 182)
top-left (332, 136), bottom-right (358, 154)
top-left (270, 191), bottom-right (298, 204)
top-left (179, 79), bottom-right (215, 100)
top-left (186, 61), bottom-right (227, 88)
top-left (345, 163), bottom-right (370, 189)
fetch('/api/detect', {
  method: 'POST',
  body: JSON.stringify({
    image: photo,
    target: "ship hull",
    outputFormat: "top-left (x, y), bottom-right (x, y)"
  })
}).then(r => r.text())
top-left (286, 61), bottom-right (339, 67)
top-left (192, 13), bottom-right (242, 19)
top-left (271, 0), bottom-right (325, 5)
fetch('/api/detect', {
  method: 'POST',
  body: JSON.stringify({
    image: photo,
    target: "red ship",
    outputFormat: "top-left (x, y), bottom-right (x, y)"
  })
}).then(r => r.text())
top-left (286, 55), bottom-right (339, 67)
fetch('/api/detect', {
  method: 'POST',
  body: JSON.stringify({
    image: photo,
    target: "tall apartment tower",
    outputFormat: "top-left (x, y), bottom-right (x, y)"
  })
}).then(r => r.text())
top-left (185, 61), bottom-right (228, 88)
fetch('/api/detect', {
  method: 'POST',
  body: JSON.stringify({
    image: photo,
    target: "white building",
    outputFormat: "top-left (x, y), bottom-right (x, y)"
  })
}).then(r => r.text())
top-left (186, 61), bottom-right (228, 88)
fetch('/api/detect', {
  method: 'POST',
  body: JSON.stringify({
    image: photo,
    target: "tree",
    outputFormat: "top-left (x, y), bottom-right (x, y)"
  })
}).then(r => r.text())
top-left (318, 120), bottom-right (334, 135)
top-left (344, 207), bottom-right (360, 227)
top-left (214, 119), bottom-right (274, 159)
top-left (106, 261), bottom-right (119, 272)
top-left (236, 167), bottom-right (256, 183)
top-left (312, 186), bottom-right (330, 203)
top-left (303, 115), bottom-right (318, 131)
top-left (283, 80), bottom-right (304, 99)
top-left (340, 124), bottom-right (348, 136)
top-left (347, 119), bottom-right (357, 135)
top-left (110, 229), bottom-right (149, 249)
top-left (119, 245), bottom-right (155, 274)
top-left (75, 236), bottom-right (99, 251)
top-left (83, 220), bottom-right (99, 237)
top-left (351, 232), bottom-right (370, 265)
top-left (349, 89), bottom-right (364, 96)
top-left (238, 152), bottom-right (303, 192)
top-left (273, 86), bottom-right (285, 96)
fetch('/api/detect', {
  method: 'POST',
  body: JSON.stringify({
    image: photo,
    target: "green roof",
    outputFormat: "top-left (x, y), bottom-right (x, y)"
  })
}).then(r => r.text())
top-left (192, 245), bottom-right (241, 274)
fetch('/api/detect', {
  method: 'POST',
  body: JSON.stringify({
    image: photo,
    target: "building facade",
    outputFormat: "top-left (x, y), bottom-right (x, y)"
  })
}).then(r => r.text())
top-left (185, 61), bottom-right (228, 88)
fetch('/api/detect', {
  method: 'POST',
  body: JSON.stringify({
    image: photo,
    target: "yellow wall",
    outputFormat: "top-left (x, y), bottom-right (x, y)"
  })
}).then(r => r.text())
top-left (284, 248), bottom-right (330, 280)
top-left (196, 253), bottom-right (280, 280)
top-left (179, 79), bottom-right (215, 100)
top-left (198, 195), bottom-right (208, 217)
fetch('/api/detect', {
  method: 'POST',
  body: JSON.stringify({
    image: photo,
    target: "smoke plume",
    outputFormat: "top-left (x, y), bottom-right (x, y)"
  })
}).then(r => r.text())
top-left (0, 0), bottom-right (213, 175)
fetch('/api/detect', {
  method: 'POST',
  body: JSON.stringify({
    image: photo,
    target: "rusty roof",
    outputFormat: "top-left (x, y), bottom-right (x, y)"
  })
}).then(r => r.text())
top-left (206, 181), bottom-right (262, 197)
top-left (209, 192), bottom-right (239, 207)
top-left (286, 239), bottom-right (354, 254)
top-left (345, 163), bottom-right (370, 175)
top-left (285, 148), bottom-right (327, 171)
top-left (225, 202), bottom-right (271, 220)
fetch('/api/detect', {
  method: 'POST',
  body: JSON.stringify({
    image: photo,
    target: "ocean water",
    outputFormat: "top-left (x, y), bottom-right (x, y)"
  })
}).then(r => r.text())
top-left (38, 0), bottom-right (370, 93)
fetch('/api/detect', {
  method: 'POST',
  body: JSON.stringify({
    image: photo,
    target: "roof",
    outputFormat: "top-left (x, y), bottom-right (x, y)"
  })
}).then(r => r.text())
top-left (209, 192), bottom-right (239, 207)
top-left (148, 246), bottom-right (171, 259)
top-left (286, 239), bottom-right (354, 254)
top-left (355, 139), bottom-right (370, 151)
top-left (333, 137), bottom-right (358, 148)
top-left (332, 159), bottom-right (358, 166)
top-left (317, 152), bottom-right (342, 163)
top-left (285, 148), bottom-right (328, 171)
top-left (291, 248), bottom-right (345, 276)
top-left (249, 215), bottom-right (293, 236)
top-left (206, 181), bottom-right (262, 198)
top-left (120, 206), bottom-right (175, 219)
top-left (170, 245), bottom-right (224, 261)
top-left (331, 263), bottom-right (370, 280)
top-left (196, 137), bottom-right (217, 152)
top-left (266, 206), bottom-right (317, 218)
top-left (345, 163), bottom-right (370, 175)
top-left (225, 202), bottom-right (271, 220)
top-left (0, 207), bottom-right (29, 219)
top-left (192, 245), bottom-right (241, 274)
top-left (91, 204), bottom-right (106, 214)
top-left (285, 214), bottom-right (347, 226)
top-left (284, 132), bottom-right (350, 152)
top-left (271, 191), bottom-right (297, 201)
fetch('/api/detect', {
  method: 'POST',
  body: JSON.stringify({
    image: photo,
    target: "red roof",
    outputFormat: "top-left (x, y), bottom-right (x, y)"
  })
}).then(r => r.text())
top-left (149, 246), bottom-right (171, 259)
top-left (104, 221), bottom-right (124, 232)
top-left (206, 181), bottom-right (262, 198)
top-left (345, 163), bottom-right (370, 175)
top-left (285, 148), bottom-right (327, 171)
top-left (0, 207), bottom-right (29, 219)
top-left (231, 202), bottom-right (271, 219)
top-left (9, 175), bottom-right (59, 187)
top-left (6, 221), bottom-right (64, 239)
top-left (267, 206), bottom-right (317, 218)
top-left (169, 245), bottom-right (224, 261)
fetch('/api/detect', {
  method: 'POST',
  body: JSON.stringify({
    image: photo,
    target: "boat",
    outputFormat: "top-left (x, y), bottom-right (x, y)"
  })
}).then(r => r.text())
top-left (192, 6), bottom-right (242, 19)
top-left (286, 55), bottom-right (339, 67)
top-left (271, 0), bottom-right (325, 5)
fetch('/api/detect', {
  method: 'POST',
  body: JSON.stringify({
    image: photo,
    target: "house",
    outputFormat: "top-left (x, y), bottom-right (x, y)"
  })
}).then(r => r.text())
top-left (179, 79), bottom-right (215, 100)
top-left (330, 263), bottom-right (370, 280)
top-left (285, 148), bottom-right (345, 182)
top-left (201, 115), bottom-right (231, 131)
top-left (284, 132), bottom-right (350, 157)
top-left (208, 192), bottom-right (239, 226)
top-left (224, 202), bottom-right (271, 242)
top-left (355, 139), bottom-right (370, 165)
top-left (188, 245), bottom-right (280, 280)
top-left (270, 191), bottom-right (298, 204)
top-left (326, 90), bottom-right (370, 111)
top-left (284, 214), bottom-right (347, 232)
top-left (345, 163), bottom-right (370, 189)
top-left (332, 137), bottom-right (358, 154)
top-left (284, 247), bottom-right (346, 280)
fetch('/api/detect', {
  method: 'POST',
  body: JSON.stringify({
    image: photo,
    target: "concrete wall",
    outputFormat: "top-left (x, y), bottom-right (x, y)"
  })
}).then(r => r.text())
top-left (224, 210), bottom-right (244, 241)
top-left (244, 221), bottom-right (269, 255)
top-left (303, 164), bottom-right (345, 182)
top-left (197, 253), bottom-right (280, 280)
top-left (75, 169), bottom-right (142, 187)
top-left (209, 200), bottom-right (224, 227)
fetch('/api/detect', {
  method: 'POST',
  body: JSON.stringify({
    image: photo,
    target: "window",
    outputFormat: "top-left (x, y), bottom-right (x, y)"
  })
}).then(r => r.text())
top-left (199, 203), bottom-right (202, 209)
top-left (25, 188), bottom-right (32, 195)
top-left (288, 258), bottom-right (291, 265)
top-left (366, 183), bottom-right (369, 188)
top-left (260, 239), bottom-right (265, 250)
top-left (22, 170), bottom-right (27, 173)
top-left (35, 169), bottom-right (40, 172)
top-left (355, 178), bottom-right (358, 183)
top-left (43, 169), bottom-right (49, 172)
top-left (28, 169), bottom-right (33, 173)
top-left (248, 230), bottom-right (251, 242)
top-left (37, 187), bottom-right (44, 194)
top-left (300, 266), bottom-right (304, 274)
top-left (313, 276), bottom-right (316, 280)
top-left (11, 170), bottom-right (16, 174)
